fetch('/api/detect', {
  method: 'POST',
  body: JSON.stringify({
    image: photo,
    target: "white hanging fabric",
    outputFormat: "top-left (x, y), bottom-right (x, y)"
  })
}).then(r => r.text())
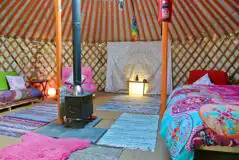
top-left (105, 41), bottom-right (172, 95)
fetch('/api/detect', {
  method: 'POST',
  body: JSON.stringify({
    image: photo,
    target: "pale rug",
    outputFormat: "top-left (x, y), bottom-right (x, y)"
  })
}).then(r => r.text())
top-left (97, 113), bottom-right (159, 152)
top-left (69, 145), bottom-right (122, 160)
top-left (97, 95), bottom-right (160, 115)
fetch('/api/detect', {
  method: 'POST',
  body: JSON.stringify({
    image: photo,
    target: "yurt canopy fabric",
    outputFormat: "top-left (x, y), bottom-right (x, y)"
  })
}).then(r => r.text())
top-left (0, 0), bottom-right (238, 42)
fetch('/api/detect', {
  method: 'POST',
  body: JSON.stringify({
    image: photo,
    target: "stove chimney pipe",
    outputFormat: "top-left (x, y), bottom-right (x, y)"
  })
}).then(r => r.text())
top-left (72, 0), bottom-right (84, 95)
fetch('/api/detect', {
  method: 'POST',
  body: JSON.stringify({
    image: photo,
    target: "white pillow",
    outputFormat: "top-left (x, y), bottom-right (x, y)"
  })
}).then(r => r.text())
top-left (193, 74), bottom-right (214, 85)
top-left (6, 75), bottom-right (27, 90)
top-left (65, 73), bottom-right (86, 85)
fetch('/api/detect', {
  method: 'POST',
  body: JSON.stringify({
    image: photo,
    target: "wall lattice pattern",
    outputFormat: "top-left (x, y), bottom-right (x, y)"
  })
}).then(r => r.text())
top-left (0, 36), bottom-right (107, 91)
top-left (171, 33), bottom-right (239, 88)
top-left (1, 33), bottom-right (238, 91)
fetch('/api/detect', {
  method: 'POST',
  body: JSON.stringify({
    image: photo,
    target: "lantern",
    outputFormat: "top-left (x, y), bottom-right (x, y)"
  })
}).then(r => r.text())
top-left (129, 81), bottom-right (145, 96)
top-left (48, 88), bottom-right (56, 97)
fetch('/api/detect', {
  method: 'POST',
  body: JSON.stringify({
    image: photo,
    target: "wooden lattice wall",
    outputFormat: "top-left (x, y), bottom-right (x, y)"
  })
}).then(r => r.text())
top-left (172, 33), bottom-right (239, 88)
top-left (0, 36), bottom-right (107, 91)
top-left (1, 33), bottom-right (238, 92)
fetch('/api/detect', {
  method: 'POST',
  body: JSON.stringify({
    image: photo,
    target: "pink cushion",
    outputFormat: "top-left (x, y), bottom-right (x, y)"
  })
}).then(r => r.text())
top-left (62, 66), bottom-right (97, 93)
top-left (62, 67), bottom-right (73, 84)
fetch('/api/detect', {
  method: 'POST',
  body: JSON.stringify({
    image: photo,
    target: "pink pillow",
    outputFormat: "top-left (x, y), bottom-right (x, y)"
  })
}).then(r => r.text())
top-left (64, 73), bottom-right (86, 85)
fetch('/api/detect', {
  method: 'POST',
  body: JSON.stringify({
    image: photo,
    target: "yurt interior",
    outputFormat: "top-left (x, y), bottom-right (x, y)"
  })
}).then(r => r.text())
top-left (0, 0), bottom-right (239, 160)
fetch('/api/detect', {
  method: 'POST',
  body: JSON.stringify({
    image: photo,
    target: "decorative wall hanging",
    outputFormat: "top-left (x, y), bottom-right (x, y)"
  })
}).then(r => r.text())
top-left (118, 0), bottom-right (124, 11)
top-left (130, 0), bottom-right (138, 41)
top-left (131, 17), bottom-right (138, 41)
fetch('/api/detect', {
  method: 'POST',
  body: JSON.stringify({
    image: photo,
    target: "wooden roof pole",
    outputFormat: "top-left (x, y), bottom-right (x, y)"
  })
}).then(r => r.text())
top-left (54, 0), bottom-right (63, 124)
top-left (160, 22), bottom-right (168, 120)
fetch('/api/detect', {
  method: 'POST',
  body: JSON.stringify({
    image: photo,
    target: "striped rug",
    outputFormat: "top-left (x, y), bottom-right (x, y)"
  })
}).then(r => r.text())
top-left (97, 113), bottom-right (159, 152)
top-left (97, 95), bottom-right (160, 115)
top-left (0, 104), bottom-right (58, 137)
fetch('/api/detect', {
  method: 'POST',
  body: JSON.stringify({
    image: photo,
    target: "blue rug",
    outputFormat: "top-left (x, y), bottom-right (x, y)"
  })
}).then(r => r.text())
top-left (36, 121), bottom-right (106, 143)
top-left (6, 105), bottom-right (58, 123)
top-left (96, 95), bottom-right (160, 115)
top-left (84, 118), bottom-right (102, 128)
top-left (0, 105), bottom-right (58, 137)
top-left (69, 145), bottom-right (122, 160)
top-left (97, 113), bottom-right (159, 151)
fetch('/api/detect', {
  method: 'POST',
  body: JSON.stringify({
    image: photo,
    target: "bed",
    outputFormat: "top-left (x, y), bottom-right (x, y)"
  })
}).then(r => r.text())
top-left (160, 84), bottom-right (239, 160)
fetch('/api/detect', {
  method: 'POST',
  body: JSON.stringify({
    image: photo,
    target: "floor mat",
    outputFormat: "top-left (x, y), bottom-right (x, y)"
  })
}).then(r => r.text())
top-left (96, 95), bottom-right (160, 115)
top-left (69, 145), bottom-right (122, 160)
top-left (97, 113), bottom-right (159, 152)
top-left (0, 132), bottom-right (90, 160)
top-left (84, 118), bottom-right (102, 128)
top-left (0, 105), bottom-right (58, 137)
top-left (36, 124), bottom-right (107, 143)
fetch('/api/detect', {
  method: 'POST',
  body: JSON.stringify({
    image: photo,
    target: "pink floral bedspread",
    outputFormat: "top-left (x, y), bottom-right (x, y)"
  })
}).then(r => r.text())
top-left (160, 85), bottom-right (239, 160)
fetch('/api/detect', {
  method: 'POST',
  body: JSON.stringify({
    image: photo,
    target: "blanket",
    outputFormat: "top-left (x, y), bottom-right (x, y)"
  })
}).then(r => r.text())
top-left (160, 85), bottom-right (239, 160)
top-left (0, 132), bottom-right (90, 160)
top-left (0, 88), bottom-right (42, 107)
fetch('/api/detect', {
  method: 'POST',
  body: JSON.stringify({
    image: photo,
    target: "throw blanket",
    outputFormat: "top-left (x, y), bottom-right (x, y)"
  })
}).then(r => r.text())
top-left (0, 132), bottom-right (91, 160)
top-left (160, 85), bottom-right (239, 160)
top-left (0, 88), bottom-right (42, 107)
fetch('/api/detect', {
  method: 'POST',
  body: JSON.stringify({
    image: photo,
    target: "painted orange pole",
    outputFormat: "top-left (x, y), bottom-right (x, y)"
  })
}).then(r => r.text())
top-left (54, 0), bottom-right (63, 124)
top-left (160, 22), bottom-right (169, 120)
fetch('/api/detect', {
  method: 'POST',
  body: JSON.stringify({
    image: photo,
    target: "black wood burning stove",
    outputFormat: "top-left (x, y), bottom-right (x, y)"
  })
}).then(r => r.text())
top-left (63, 0), bottom-right (93, 127)
top-left (64, 93), bottom-right (93, 127)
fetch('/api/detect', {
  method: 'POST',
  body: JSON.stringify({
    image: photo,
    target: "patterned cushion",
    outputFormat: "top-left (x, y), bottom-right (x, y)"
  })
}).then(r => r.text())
top-left (193, 74), bottom-right (214, 85)
top-left (5, 75), bottom-right (27, 90)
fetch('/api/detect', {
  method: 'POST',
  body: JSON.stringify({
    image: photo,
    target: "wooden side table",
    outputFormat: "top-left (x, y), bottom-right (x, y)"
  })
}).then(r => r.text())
top-left (30, 79), bottom-right (48, 99)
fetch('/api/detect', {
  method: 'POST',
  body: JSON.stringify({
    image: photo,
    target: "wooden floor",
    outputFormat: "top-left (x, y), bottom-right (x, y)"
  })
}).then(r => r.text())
top-left (0, 92), bottom-right (170, 160)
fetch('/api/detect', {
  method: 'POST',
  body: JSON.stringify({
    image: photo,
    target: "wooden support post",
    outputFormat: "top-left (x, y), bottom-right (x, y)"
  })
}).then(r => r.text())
top-left (160, 22), bottom-right (169, 120)
top-left (54, 0), bottom-right (63, 124)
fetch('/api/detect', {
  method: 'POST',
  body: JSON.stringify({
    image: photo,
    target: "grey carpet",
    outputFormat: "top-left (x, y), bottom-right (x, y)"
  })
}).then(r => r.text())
top-left (36, 124), bottom-right (107, 143)
top-left (69, 145), bottom-right (123, 160)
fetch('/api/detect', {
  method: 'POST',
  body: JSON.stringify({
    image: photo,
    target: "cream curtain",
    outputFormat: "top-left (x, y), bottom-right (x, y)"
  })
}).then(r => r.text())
top-left (105, 41), bottom-right (172, 94)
